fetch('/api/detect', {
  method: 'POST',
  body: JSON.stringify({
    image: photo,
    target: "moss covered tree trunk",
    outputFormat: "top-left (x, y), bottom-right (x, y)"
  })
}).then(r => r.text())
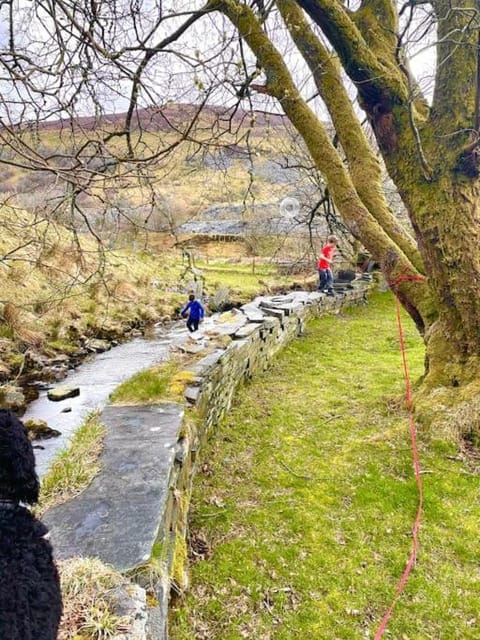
top-left (208, 0), bottom-right (480, 433)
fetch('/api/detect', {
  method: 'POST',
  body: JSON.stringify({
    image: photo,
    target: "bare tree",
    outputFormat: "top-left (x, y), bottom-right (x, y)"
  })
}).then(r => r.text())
top-left (1, 0), bottom-right (480, 431)
top-left (0, 1), bottom-right (248, 260)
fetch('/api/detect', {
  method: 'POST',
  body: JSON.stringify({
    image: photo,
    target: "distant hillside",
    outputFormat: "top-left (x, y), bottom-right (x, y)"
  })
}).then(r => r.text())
top-left (36, 103), bottom-right (291, 135)
top-left (3, 101), bottom-right (311, 239)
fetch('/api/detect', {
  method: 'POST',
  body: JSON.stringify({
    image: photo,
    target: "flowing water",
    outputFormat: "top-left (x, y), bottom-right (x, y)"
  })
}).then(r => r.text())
top-left (24, 321), bottom-right (192, 476)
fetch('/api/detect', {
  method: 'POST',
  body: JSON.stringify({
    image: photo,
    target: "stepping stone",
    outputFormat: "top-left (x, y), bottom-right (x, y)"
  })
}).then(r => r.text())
top-left (24, 418), bottom-right (61, 440)
top-left (47, 385), bottom-right (80, 401)
top-left (85, 339), bottom-right (112, 353)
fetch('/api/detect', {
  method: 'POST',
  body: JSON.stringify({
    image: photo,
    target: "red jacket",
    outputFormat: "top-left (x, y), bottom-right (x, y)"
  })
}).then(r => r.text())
top-left (318, 244), bottom-right (335, 270)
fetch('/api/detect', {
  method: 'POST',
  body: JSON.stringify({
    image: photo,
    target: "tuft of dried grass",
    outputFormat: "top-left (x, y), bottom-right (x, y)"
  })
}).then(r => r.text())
top-left (3, 301), bottom-right (21, 329)
top-left (57, 557), bottom-right (129, 640)
top-left (436, 392), bottom-right (480, 446)
top-left (112, 280), bottom-right (139, 300)
top-left (2, 302), bottom-right (44, 347)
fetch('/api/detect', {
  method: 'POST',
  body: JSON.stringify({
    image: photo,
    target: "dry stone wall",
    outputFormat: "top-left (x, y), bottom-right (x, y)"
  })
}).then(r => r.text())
top-left (184, 288), bottom-right (367, 429)
top-left (162, 286), bottom-right (370, 638)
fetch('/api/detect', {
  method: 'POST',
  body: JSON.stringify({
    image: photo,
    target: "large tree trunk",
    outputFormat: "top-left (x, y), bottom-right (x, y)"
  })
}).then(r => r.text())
top-left (412, 178), bottom-right (480, 410)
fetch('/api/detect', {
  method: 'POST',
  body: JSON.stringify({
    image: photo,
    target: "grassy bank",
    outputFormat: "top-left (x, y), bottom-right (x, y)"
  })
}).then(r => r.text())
top-left (169, 292), bottom-right (480, 639)
top-left (0, 207), bottom-right (298, 392)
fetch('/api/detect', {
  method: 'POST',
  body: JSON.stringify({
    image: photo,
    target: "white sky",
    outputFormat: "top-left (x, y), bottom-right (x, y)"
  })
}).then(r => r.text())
top-left (0, 0), bottom-right (437, 124)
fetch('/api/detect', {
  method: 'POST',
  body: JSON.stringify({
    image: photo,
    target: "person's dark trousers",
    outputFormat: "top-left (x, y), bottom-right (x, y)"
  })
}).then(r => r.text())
top-left (318, 268), bottom-right (334, 292)
top-left (187, 317), bottom-right (200, 332)
top-left (318, 269), bottom-right (327, 291)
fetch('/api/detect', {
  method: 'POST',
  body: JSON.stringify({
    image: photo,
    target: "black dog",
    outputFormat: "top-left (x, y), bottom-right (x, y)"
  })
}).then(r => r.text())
top-left (0, 409), bottom-right (62, 639)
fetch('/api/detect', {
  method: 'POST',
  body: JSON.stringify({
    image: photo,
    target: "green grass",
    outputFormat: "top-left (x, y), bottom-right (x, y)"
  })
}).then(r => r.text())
top-left (39, 414), bottom-right (106, 515)
top-left (198, 259), bottom-right (295, 296)
top-left (169, 292), bottom-right (480, 639)
top-left (109, 361), bottom-right (180, 404)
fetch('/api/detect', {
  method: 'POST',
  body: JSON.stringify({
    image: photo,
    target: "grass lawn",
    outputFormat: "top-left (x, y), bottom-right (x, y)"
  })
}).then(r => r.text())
top-left (198, 259), bottom-right (297, 297)
top-left (169, 291), bottom-right (480, 640)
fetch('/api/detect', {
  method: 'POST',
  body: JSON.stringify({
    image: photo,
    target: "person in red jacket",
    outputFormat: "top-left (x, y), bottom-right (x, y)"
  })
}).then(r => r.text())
top-left (318, 235), bottom-right (338, 296)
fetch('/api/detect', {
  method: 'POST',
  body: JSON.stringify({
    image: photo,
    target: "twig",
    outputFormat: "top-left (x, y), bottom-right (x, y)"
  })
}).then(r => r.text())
top-left (278, 459), bottom-right (313, 480)
top-left (324, 414), bottom-right (341, 423)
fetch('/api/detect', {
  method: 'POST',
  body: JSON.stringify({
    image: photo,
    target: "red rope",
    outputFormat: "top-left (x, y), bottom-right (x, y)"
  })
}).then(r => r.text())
top-left (388, 273), bottom-right (426, 289)
top-left (373, 282), bottom-right (424, 639)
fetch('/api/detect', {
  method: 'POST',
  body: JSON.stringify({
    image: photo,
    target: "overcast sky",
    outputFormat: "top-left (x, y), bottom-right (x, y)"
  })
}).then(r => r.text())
top-left (0, 0), bottom-right (437, 125)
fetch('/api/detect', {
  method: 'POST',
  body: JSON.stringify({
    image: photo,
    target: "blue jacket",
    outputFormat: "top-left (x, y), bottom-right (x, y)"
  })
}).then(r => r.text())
top-left (180, 299), bottom-right (205, 320)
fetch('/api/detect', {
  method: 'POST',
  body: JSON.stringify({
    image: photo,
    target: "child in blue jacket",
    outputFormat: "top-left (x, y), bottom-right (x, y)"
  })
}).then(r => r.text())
top-left (180, 294), bottom-right (205, 332)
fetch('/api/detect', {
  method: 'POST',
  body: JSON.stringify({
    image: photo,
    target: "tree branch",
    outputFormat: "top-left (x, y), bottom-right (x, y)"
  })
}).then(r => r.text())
top-left (278, 0), bottom-right (423, 270)
top-left (209, 0), bottom-right (428, 327)
top-left (295, 0), bottom-right (407, 104)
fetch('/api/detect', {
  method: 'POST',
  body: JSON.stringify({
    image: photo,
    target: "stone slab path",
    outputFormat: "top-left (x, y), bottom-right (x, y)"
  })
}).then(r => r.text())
top-left (44, 403), bottom-right (183, 571)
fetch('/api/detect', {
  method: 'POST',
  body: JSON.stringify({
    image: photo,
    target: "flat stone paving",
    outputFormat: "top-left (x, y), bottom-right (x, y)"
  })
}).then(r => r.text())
top-left (44, 403), bottom-right (184, 572)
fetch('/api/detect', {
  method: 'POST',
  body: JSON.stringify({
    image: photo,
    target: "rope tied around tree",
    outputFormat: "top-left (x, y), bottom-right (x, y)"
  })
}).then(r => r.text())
top-left (388, 273), bottom-right (427, 290)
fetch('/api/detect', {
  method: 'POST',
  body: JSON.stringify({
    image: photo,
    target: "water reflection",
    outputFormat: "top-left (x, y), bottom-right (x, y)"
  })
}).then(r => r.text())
top-left (25, 323), bottom-right (190, 477)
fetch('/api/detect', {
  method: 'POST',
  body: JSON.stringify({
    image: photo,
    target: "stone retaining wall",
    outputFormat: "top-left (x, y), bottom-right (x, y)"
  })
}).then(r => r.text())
top-left (161, 286), bottom-right (369, 638)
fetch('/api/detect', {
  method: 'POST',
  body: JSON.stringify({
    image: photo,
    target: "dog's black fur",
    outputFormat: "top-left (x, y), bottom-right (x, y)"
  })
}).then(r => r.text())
top-left (0, 409), bottom-right (62, 640)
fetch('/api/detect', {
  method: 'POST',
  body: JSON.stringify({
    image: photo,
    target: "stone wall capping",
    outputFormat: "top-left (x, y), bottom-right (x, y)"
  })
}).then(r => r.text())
top-left (259, 306), bottom-right (285, 319)
top-left (262, 316), bottom-right (280, 328)
top-left (174, 438), bottom-right (189, 465)
top-left (184, 386), bottom-right (201, 405)
top-left (187, 350), bottom-right (225, 375)
top-left (289, 291), bottom-right (311, 302)
top-left (261, 302), bottom-right (300, 316)
top-left (177, 342), bottom-right (205, 355)
top-left (204, 320), bottom-right (247, 337)
top-left (44, 402), bottom-right (185, 572)
top-left (227, 338), bottom-right (250, 351)
top-left (105, 584), bottom-right (148, 640)
top-left (233, 324), bottom-right (261, 339)
top-left (239, 304), bottom-right (267, 322)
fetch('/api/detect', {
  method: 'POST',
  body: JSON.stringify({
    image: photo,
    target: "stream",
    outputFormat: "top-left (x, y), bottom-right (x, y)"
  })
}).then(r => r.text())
top-left (24, 321), bottom-right (193, 477)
